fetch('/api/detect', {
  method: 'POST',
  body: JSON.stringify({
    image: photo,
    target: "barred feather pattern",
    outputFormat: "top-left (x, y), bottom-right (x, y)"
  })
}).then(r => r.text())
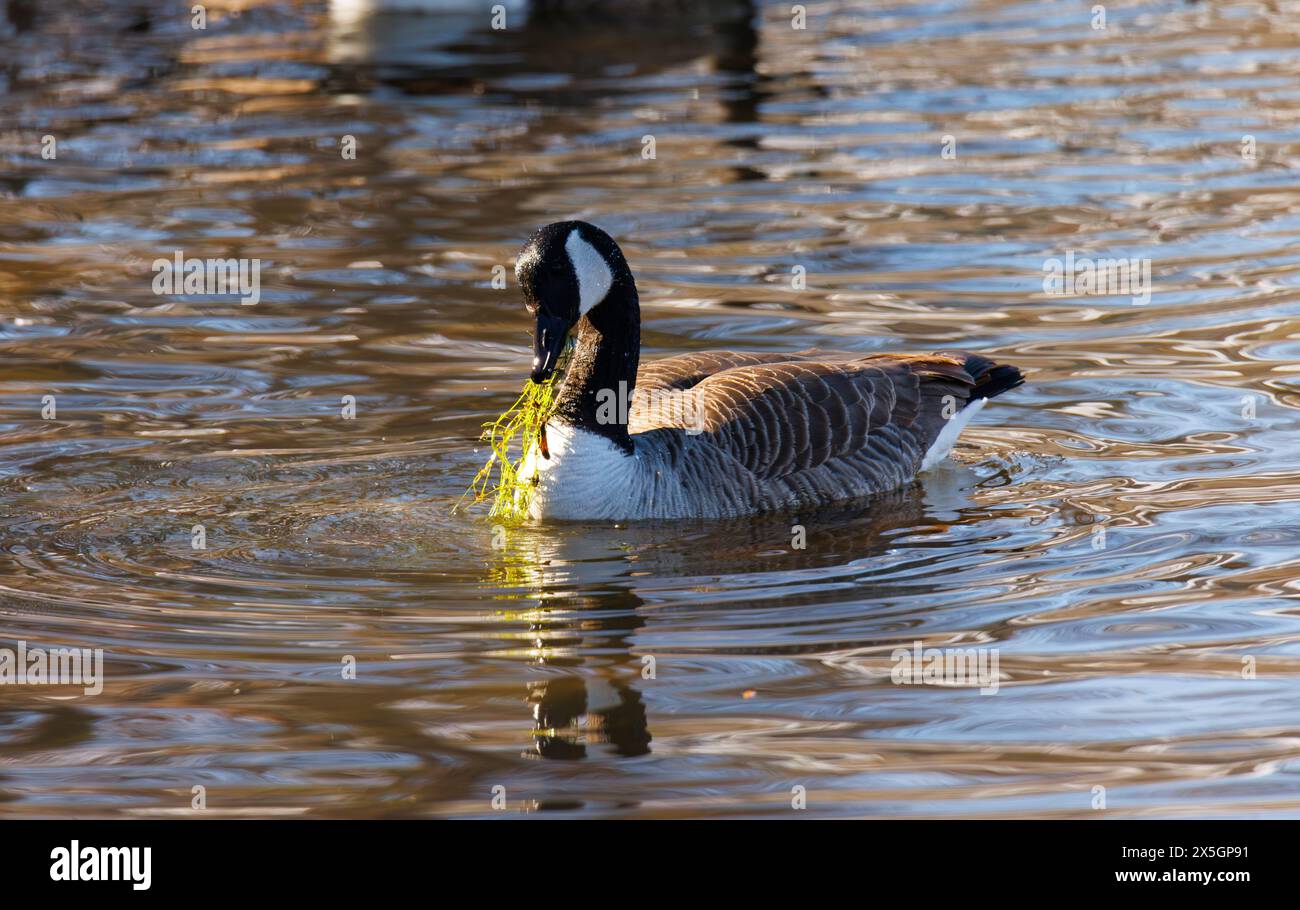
top-left (530, 349), bottom-right (1021, 520)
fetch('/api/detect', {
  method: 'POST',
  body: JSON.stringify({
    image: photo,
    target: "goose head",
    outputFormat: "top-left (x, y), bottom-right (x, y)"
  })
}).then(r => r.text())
top-left (516, 220), bottom-right (636, 383)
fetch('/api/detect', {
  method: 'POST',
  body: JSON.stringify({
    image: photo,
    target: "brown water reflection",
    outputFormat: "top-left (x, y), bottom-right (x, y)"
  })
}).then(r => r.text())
top-left (2, 0), bottom-right (1300, 817)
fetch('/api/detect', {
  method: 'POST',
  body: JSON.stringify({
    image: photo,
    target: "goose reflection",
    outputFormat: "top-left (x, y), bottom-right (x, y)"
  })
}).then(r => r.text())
top-left (525, 588), bottom-right (651, 760)
top-left (488, 532), bottom-right (654, 760)
top-left (487, 474), bottom-right (966, 762)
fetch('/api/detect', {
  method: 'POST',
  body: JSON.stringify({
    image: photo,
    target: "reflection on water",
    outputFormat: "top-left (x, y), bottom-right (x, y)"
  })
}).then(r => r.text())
top-left (3, 0), bottom-right (1300, 817)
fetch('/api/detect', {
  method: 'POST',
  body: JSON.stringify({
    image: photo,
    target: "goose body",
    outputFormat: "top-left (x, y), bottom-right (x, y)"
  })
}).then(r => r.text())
top-left (511, 221), bottom-right (1023, 521)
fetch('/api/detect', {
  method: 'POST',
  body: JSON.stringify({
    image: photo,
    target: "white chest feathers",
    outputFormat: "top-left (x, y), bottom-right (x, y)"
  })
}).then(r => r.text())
top-left (523, 425), bottom-right (646, 521)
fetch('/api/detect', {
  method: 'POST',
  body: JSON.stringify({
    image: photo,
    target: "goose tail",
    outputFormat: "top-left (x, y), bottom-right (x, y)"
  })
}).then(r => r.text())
top-left (941, 351), bottom-right (1024, 405)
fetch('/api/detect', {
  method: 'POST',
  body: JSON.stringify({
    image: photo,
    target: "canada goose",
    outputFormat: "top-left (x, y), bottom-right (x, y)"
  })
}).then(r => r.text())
top-left (514, 221), bottom-right (1024, 520)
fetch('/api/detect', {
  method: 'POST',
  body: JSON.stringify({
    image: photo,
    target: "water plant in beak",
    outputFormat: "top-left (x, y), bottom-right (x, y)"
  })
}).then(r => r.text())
top-left (456, 336), bottom-right (574, 525)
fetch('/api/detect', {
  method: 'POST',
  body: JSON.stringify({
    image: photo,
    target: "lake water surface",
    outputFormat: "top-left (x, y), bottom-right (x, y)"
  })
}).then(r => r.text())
top-left (2, 0), bottom-right (1300, 817)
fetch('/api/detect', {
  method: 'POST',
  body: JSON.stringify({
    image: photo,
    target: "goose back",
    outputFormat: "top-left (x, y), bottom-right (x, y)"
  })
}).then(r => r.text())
top-left (611, 349), bottom-right (1021, 517)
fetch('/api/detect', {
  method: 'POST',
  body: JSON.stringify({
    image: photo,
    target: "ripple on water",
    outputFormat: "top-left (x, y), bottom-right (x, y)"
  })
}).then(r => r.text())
top-left (2, 0), bottom-right (1300, 817)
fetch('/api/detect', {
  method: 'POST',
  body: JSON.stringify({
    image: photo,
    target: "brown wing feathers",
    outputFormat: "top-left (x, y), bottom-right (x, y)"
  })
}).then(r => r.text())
top-left (692, 360), bottom-right (917, 480)
top-left (631, 349), bottom-right (1021, 485)
top-left (635, 350), bottom-right (812, 393)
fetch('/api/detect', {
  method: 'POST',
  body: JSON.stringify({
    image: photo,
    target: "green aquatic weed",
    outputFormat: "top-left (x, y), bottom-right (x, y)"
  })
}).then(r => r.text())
top-left (456, 343), bottom-right (570, 525)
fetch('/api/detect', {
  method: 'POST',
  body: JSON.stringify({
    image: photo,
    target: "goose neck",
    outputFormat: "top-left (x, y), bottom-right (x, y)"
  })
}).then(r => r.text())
top-left (552, 298), bottom-right (640, 451)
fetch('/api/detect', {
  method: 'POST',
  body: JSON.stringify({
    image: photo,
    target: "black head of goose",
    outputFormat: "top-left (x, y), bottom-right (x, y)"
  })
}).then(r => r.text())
top-left (515, 220), bottom-right (1024, 520)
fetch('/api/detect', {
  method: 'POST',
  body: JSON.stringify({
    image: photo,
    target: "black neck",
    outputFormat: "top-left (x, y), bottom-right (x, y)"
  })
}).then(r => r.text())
top-left (552, 283), bottom-right (640, 452)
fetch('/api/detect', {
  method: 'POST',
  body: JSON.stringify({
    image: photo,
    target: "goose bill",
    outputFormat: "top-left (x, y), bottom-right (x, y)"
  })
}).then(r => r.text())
top-left (530, 311), bottom-right (571, 383)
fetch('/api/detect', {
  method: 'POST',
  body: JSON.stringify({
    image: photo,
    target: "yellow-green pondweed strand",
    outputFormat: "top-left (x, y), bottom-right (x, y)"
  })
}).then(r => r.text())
top-left (456, 342), bottom-right (570, 525)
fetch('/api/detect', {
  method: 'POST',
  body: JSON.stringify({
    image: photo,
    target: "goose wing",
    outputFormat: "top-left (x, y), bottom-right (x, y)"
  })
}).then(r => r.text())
top-left (634, 348), bottom-right (851, 393)
top-left (634, 354), bottom-right (991, 480)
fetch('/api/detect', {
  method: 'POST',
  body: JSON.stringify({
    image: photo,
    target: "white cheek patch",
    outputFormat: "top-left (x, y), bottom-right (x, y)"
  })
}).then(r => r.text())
top-left (565, 229), bottom-right (614, 316)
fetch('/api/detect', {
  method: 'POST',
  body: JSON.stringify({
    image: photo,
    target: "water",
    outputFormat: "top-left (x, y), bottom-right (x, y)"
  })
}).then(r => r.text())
top-left (2, 0), bottom-right (1299, 818)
